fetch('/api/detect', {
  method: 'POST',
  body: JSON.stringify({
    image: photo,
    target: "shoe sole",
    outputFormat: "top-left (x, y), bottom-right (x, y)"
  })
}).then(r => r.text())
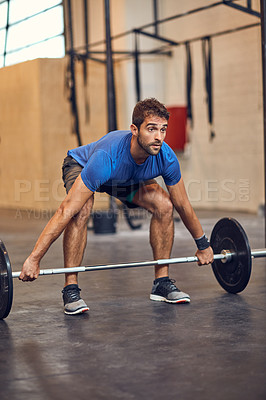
top-left (64, 307), bottom-right (89, 315)
top-left (150, 294), bottom-right (190, 304)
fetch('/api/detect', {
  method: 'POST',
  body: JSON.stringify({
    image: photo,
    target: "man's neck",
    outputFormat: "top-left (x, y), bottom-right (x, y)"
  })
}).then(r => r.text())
top-left (130, 136), bottom-right (149, 164)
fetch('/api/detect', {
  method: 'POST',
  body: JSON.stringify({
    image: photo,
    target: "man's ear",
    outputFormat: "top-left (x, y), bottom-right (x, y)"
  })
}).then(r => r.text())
top-left (130, 124), bottom-right (138, 137)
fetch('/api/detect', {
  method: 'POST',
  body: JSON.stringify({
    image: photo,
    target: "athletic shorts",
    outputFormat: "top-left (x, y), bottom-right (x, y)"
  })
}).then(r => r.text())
top-left (62, 155), bottom-right (140, 208)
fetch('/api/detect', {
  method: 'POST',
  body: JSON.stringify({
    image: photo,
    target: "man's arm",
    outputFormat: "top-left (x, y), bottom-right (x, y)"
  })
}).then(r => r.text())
top-left (167, 178), bottom-right (213, 265)
top-left (20, 175), bottom-right (94, 281)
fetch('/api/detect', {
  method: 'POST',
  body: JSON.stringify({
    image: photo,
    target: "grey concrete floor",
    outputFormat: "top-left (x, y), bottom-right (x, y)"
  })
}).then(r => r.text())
top-left (0, 208), bottom-right (265, 400)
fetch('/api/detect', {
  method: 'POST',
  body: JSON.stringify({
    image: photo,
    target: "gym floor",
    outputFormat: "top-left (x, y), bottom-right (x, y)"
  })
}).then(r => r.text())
top-left (0, 208), bottom-right (265, 400)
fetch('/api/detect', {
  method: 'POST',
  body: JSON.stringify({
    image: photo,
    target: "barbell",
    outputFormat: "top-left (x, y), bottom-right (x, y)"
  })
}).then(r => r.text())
top-left (0, 217), bottom-right (265, 320)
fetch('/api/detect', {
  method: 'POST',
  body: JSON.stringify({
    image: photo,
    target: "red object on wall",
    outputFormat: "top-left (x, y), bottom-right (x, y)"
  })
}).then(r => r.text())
top-left (165, 106), bottom-right (187, 151)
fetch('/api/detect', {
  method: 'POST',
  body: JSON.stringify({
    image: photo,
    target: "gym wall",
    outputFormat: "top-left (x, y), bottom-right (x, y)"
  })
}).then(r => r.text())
top-left (120, 0), bottom-right (263, 213)
top-left (0, 0), bottom-right (263, 213)
top-left (0, 58), bottom-right (110, 211)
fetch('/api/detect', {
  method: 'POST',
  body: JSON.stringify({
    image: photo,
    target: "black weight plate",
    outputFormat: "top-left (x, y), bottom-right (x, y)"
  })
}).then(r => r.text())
top-left (0, 240), bottom-right (13, 319)
top-left (210, 218), bottom-right (252, 294)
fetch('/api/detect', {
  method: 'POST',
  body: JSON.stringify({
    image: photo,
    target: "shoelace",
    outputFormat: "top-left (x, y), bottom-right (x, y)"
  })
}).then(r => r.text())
top-left (164, 279), bottom-right (179, 292)
top-left (64, 288), bottom-right (81, 302)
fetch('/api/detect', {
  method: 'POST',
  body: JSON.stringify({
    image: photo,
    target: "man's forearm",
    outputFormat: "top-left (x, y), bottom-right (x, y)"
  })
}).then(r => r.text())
top-left (20, 176), bottom-right (94, 281)
top-left (167, 180), bottom-right (213, 264)
top-left (29, 207), bottom-right (73, 262)
top-left (176, 203), bottom-right (204, 239)
top-left (167, 180), bottom-right (205, 240)
top-left (28, 175), bottom-right (94, 263)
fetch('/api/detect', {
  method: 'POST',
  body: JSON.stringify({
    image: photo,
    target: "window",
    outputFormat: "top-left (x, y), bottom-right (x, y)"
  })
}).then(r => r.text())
top-left (0, 0), bottom-right (65, 68)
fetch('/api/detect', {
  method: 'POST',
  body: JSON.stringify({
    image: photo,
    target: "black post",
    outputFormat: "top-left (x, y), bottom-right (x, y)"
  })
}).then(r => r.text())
top-left (153, 0), bottom-right (159, 36)
top-left (67, 0), bottom-right (82, 146)
top-left (84, 0), bottom-right (89, 56)
top-left (3, 0), bottom-right (10, 67)
top-left (83, 0), bottom-right (90, 123)
top-left (261, 0), bottom-right (266, 244)
top-left (104, 0), bottom-right (117, 132)
top-left (104, 0), bottom-right (117, 213)
top-left (134, 31), bottom-right (141, 102)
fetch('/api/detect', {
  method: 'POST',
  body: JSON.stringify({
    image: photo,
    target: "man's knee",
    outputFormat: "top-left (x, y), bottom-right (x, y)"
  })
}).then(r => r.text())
top-left (152, 191), bottom-right (173, 218)
top-left (134, 183), bottom-right (173, 217)
top-left (73, 197), bottom-right (94, 225)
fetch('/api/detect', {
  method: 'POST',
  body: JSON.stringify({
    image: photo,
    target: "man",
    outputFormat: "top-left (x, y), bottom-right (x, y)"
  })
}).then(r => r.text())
top-left (20, 98), bottom-right (213, 315)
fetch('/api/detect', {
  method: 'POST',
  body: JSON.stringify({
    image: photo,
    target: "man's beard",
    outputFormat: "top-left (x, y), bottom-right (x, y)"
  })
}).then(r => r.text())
top-left (137, 136), bottom-right (162, 156)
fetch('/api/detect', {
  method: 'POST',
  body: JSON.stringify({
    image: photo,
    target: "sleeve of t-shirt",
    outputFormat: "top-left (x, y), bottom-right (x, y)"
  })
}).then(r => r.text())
top-left (162, 150), bottom-right (182, 186)
top-left (80, 150), bottom-right (112, 192)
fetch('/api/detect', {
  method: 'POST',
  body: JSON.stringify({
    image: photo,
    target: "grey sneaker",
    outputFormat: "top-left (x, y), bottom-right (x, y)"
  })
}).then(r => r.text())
top-left (62, 284), bottom-right (89, 315)
top-left (150, 278), bottom-right (190, 304)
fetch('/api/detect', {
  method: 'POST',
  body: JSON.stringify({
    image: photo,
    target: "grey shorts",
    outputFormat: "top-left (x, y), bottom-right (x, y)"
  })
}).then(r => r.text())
top-left (62, 155), bottom-right (140, 208)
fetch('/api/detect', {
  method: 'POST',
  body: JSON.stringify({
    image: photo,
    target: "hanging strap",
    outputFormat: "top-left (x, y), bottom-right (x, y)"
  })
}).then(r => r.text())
top-left (202, 37), bottom-right (215, 140)
top-left (134, 31), bottom-right (141, 102)
top-left (81, 56), bottom-right (90, 124)
top-left (185, 41), bottom-right (193, 127)
top-left (65, 54), bottom-right (82, 146)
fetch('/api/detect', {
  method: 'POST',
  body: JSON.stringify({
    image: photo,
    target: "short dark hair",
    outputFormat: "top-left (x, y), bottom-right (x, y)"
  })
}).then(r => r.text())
top-left (132, 98), bottom-right (170, 130)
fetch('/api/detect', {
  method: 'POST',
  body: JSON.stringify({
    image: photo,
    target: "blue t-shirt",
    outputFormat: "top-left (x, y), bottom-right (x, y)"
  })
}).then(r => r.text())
top-left (68, 130), bottom-right (181, 192)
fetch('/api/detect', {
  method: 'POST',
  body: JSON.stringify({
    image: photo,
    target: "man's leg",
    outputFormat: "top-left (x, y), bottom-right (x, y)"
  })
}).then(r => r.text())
top-left (63, 195), bottom-right (94, 286)
top-left (61, 196), bottom-right (94, 314)
top-left (132, 180), bottom-right (190, 303)
top-left (132, 180), bottom-right (174, 279)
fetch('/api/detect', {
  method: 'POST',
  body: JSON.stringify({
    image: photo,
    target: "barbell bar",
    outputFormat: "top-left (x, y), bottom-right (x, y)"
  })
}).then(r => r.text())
top-left (11, 251), bottom-right (231, 278)
top-left (0, 217), bottom-right (265, 319)
top-left (9, 249), bottom-right (266, 275)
